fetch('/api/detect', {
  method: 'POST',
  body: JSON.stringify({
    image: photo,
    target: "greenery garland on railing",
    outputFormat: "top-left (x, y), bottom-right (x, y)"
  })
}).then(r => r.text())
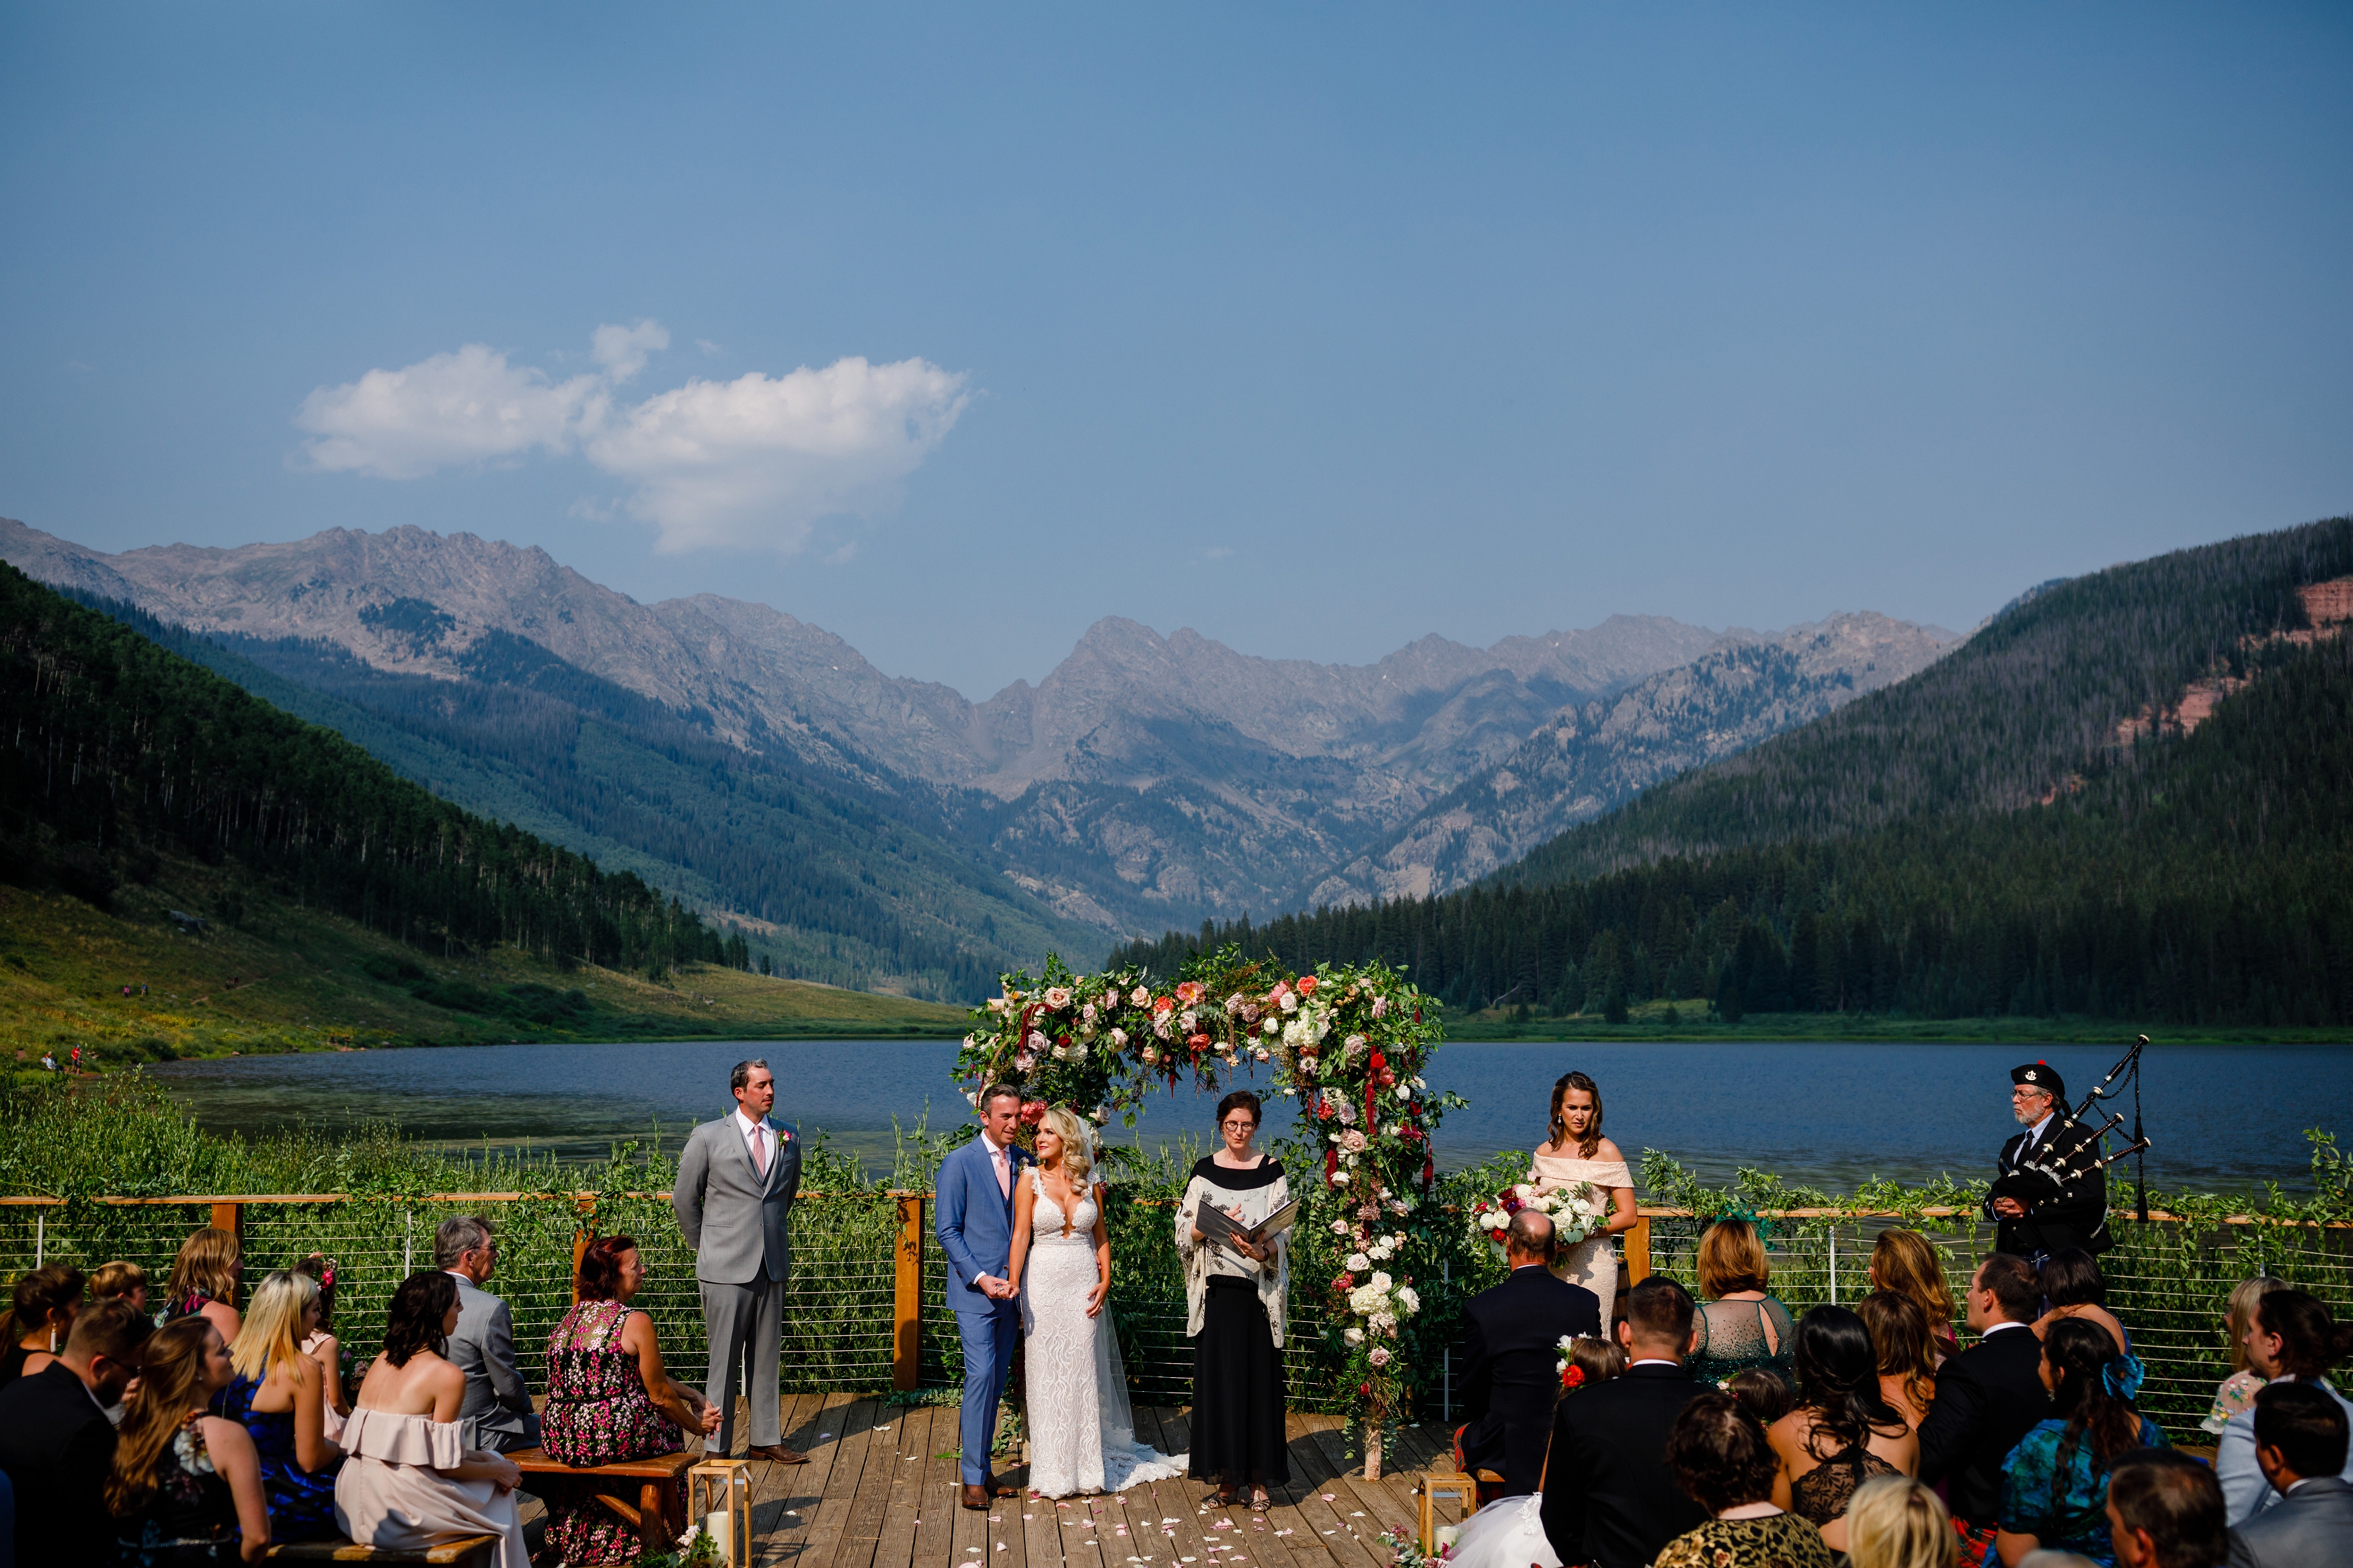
top-left (957, 942), bottom-right (1464, 1469)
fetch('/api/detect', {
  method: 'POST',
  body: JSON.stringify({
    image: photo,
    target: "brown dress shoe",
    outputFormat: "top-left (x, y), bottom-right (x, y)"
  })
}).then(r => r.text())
top-left (746, 1443), bottom-right (811, 1464)
top-left (961, 1483), bottom-right (990, 1510)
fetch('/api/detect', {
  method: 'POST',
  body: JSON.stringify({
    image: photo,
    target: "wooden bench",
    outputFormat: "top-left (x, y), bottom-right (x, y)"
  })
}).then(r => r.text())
top-left (508, 1444), bottom-right (698, 1548)
top-left (264, 1537), bottom-right (499, 1565)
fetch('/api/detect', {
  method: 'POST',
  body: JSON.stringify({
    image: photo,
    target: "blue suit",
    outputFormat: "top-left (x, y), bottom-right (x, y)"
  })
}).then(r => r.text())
top-left (936, 1134), bottom-right (1027, 1485)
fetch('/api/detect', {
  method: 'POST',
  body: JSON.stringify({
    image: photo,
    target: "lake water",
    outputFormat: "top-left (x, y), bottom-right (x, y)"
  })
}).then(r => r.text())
top-left (147, 1038), bottom-right (2352, 1196)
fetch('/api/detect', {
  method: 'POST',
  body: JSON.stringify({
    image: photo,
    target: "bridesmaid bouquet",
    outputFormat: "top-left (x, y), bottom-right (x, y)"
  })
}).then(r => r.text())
top-left (1468, 1182), bottom-right (1604, 1249)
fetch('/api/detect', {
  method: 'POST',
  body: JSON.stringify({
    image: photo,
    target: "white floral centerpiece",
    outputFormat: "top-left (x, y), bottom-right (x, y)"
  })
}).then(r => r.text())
top-left (1468, 1182), bottom-right (1603, 1249)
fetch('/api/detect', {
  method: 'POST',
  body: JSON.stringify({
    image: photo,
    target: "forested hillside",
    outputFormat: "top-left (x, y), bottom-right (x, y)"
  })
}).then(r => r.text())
top-left (1115, 521), bottom-right (2353, 1026)
top-left (0, 565), bottom-right (731, 974)
top-left (56, 593), bottom-right (1103, 1001)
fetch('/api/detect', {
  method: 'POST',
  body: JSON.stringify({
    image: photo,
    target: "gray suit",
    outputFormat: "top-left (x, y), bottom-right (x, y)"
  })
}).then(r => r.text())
top-left (447, 1273), bottom-right (539, 1453)
top-left (674, 1109), bottom-right (801, 1454)
top-left (2229, 1476), bottom-right (2353, 1567)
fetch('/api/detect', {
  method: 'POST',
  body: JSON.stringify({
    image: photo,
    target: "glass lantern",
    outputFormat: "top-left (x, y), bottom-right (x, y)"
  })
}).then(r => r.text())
top-left (686, 1457), bottom-right (753, 1567)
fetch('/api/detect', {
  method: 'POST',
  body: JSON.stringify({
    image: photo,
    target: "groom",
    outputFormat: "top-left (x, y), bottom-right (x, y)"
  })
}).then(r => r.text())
top-left (674, 1058), bottom-right (807, 1464)
top-left (936, 1084), bottom-right (1029, 1509)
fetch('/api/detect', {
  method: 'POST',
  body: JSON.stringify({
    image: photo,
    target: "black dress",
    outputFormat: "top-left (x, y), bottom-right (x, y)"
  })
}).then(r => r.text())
top-left (1182, 1155), bottom-right (1290, 1489)
top-left (111, 1413), bottom-right (243, 1565)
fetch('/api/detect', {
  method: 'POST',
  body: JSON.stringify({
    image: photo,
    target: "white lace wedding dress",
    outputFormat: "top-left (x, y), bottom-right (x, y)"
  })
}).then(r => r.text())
top-left (1020, 1167), bottom-right (1189, 1497)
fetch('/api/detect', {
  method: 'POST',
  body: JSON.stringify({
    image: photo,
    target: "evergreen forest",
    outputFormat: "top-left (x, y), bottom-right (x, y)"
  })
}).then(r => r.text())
top-left (1115, 520), bottom-right (2353, 1027)
top-left (0, 565), bottom-right (740, 975)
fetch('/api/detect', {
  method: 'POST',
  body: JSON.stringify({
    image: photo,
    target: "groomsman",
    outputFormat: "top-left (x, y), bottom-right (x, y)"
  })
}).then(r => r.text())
top-left (936, 1085), bottom-right (1029, 1509)
top-left (1987, 1060), bottom-right (2110, 1259)
top-left (675, 1058), bottom-right (807, 1464)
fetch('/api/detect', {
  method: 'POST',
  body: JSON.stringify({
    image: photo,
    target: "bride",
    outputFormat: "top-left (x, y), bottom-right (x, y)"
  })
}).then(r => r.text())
top-left (1006, 1105), bottom-right (1187, 1497)
top-left (1529, 1072), bottom-right (1638, 1309)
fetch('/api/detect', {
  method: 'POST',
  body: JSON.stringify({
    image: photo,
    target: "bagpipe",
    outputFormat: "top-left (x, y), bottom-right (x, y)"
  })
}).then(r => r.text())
top-left (1988, 1035), bottom-right (2155, 1224)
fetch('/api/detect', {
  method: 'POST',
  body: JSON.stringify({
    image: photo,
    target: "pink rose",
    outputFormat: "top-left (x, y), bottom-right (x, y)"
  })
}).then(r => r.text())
top-left (1130, 986), bottom-right (1149, 1006)
top-left (1371, 995), bottom-right (1388, 1018)
top-left (1043, 986), bottom-right (1072, 1009)
top-left (1175, 981), bottom-right (1205, 1005)
top-left (1368, 1346), bottom-right (1390, 1367)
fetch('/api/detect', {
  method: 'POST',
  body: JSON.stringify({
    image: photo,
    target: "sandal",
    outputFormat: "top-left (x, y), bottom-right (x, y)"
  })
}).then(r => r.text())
top-left (1248, 1487), bottom-right (1271, 1512)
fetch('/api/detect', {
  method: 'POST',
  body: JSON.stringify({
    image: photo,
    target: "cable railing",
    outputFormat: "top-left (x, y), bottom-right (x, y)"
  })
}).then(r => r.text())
top-left (7, 1195), bottom-right (2344, 1431)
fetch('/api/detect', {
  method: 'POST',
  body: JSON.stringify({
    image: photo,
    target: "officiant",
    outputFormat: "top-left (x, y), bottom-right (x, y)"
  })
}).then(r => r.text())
top-left (1175, 1090), bottom-right (1292, 1512)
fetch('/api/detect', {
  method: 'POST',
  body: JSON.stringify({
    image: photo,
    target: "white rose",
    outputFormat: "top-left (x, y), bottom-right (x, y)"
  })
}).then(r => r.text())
top-left (1395, 1286), bottom-right (1421, 1315)
top-left (1345, 1034), bottom-right (1365, 1051)
top-left (1279, 991), bottom-right (1298, 1013)
top-left (1130, 986), bottom-right (1149, 1006)
top-left (1343, 1327), bottom-right (1365, 1346)
top-left (1262, 1018), bottom-right (1277, 1036)
top-left (1110, 1028), bottom-right (1127, 1047)
top-left (1346, 1252), bottom-right (1371, 1271)
top-left (1396, 1084), bottom-right (1412, 1101)
top-left (1412, 1076), bottom-right (1427, 1091)
top-left (1371, 1272), bottom-right (1392, 1293)
top-left (1332, 1170), bottom-right (1350, 1186)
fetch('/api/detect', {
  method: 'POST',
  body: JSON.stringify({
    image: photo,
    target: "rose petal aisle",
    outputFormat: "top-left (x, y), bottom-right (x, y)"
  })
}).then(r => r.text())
top-left (956, 942), bottom-right (1463, 1477)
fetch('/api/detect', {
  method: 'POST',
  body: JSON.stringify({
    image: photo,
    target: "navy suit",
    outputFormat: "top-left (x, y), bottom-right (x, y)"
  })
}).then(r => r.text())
top-left (936, 1133), bottom-right (1029, 1485)
top-left (1458, 1265), bottom-right (1603, 1497)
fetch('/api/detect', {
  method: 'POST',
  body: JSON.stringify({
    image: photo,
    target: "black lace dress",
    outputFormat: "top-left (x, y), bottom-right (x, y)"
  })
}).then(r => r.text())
top-left (110, 1414), bottom-right (243, 1565)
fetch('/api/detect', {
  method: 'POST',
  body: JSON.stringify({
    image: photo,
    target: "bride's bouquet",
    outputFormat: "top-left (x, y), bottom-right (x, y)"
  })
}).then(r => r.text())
top-left (1468, 1182), bottom-right (1603, 1250)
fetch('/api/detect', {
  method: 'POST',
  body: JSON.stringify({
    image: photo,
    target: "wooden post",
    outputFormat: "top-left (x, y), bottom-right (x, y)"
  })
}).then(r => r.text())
top-left (210, 1200), bottom-right (242, 1253)
top-left (1625, 1215), bottom-right (1652, 1286)
top-left (893, 1192), bottom-right (924, 1392)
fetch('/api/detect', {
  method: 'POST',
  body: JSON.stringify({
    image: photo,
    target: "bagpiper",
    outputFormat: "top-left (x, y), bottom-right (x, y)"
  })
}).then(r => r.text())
top-left (1985, 1060), bottom-right (2110, 1260)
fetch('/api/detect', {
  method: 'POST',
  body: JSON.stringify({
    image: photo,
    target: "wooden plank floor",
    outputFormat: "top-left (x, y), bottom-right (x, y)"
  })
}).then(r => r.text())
top-left (682, 1399), bottom-right (1465, 1568)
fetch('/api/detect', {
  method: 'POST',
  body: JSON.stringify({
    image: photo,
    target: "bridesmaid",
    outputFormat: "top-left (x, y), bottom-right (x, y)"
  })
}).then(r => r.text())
top-left (1528, 1072), bottom-right (1638, 1313)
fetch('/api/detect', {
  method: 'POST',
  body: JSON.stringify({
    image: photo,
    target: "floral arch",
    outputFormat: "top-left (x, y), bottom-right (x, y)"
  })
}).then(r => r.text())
top-left (956, 944), bottom-right (1456, 1467)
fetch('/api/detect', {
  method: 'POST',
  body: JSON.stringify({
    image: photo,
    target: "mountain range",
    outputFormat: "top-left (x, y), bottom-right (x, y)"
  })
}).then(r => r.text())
top-left (0, 515), bottom-right (1955, 992)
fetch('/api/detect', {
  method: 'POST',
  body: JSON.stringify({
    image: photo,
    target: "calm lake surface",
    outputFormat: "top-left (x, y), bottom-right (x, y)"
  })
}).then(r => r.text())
top-left (148, 1038), bottom-right (2350, 1196)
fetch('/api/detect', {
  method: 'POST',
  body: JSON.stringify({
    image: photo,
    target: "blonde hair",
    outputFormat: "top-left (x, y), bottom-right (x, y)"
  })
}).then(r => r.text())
top-left (2227, 1276), bottom-right (2290, 1372)
top-left (1037, 1106), bottom-right (1094, 1183)
top-left (229, 1270), bottom-right (316, 1387)
top-left (89, 1260), bottom-right (149, 1301)
top-left (1697, 1219), bottom-right (1770, 1298)
top-left (1871, 1229), bottom-right (1956, 1336)
top-left (165, 1227), bottom-right (241, 1309)
top-left (1846, 1475), bottom-right (1956, 1568)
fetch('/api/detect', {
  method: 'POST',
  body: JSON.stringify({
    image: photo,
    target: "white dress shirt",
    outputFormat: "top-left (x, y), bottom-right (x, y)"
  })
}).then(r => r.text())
top-left (734, 1106), bottom-right (775, 1175)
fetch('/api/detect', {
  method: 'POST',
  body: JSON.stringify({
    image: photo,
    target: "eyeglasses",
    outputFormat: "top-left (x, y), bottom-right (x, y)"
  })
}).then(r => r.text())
top-left (1221, 1119), bottom-right (1258, 1132)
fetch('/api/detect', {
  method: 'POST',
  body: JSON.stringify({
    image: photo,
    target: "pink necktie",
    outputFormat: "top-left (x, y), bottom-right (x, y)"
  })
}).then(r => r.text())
top-left (994, 1145), bottom-right (1009, 1198)
top-left (752, 1125), bottom-right (768, 1175)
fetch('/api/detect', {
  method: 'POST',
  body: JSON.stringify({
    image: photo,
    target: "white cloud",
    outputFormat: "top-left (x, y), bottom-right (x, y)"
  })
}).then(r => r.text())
top-left (586, 357), bottom-right (969, 552)
top-left (292, 325), bottom-right (969, 552)
top-left (294, 344), bottom-right (604, 479)
top-left (695, 338), bottom-right (724, 356)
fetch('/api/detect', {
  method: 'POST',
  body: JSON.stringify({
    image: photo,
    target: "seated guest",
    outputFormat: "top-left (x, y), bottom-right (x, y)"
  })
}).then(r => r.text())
top-left (104, 1314), bottom-right (270, 1563)
top-left (1870, 1229), bottom-right (1960, 1363)
top-left (1, 1262), bottom-right (85, 1387)
top-left (1456, 1209), bottom-right (1603, 1497)
top-left (1439, 1335), bottom-right (1624, 1568)
top-left (2035, 1249), bottom-right (2130, 1356)
top-left (2216, 1288), bottom-right (2353, 1524)
top-left (2204, 1277), bottom-right (2287, 1437)
top-left (1689, 1219), bottom-right (1797, 1388)
top-left (334, 1271), bottom-right (527, 1568)
top-left (218, 1270), bottom-right (344, 1542)
top-left (0, 1297), bottom-right (152, 1561)
top-left (1768, 1305), bottom-right (1918, 1555)
top-left (1993, 1318), bottom-right (2166, 1566)
top-left (1654, 1390), bottom-right (1832, 1568)
top-left (1540, 1276), bottom-right (1710, 1568)
top-left (91, 1260), bottom-right (152, 1315)
top-left (2106, 1450), bottom-right (2226, 1568)
top-left (1846, 1475), bottom-right (1958, 1568)
top-left (434, 1215), bottom-right (539, 1452)
top-left (1920, 1253), bottom-right (2054, 1563)
top-left (2225, 1382), bottom-right (2353, 1566)
top-left (542, 1235), bottom-right (721, 1565)
top-left (1859, 1289), bottom-right (1941, 1430)
top-left (290, 1255), bottom-right (348, 1415)
top-left (164, 1227), bottom-right (244, 1345)
top-left (1727, 1368), bottom-right (1794, 1427)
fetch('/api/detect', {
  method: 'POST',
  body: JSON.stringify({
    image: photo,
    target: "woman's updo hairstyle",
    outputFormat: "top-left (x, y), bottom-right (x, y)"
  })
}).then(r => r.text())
top-left (2040, 1247), bottom-right (2107, 1309)
top-left (382, 1270), bottom-right (458, 1367)
top-left (2255, 1288), bottom-right (2353, 1380)
top-left (575, 1235), bottom-right (639, 1303)
top-left (1215, 1090), bottom-right (1262, 1130)
top-left (1665, 1389), bottom-right (1780, 1513)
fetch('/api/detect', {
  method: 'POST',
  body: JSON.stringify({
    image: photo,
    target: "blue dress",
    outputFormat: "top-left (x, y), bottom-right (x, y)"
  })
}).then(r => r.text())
top-left (1995, 1412), bottom-right (2169, 1566)
top-left (217, 1372), bottom-right (342, 1541)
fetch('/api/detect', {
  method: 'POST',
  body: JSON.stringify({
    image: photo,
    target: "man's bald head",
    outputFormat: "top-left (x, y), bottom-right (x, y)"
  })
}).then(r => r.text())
top-left (1507, 1208), bottom-right (1556, 1265)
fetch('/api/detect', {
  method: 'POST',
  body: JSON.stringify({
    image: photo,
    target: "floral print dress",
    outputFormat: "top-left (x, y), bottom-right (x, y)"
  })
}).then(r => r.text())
top-left (542, 1298), bottom-right (685, 1565)
top-left (112, 1414), bottom-right (241, 1565)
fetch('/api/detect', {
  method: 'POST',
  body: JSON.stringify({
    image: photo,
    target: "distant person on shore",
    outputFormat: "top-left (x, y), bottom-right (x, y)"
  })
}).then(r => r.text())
top-left (164, 1226), bottom-right (244, 1344)
top-left (1918, 1253), bottom-right (2052, 1564)
top-left (434, 1216), bottom-right (538, 1453)
top-left (1689, 1219), bottom-right (1796, 1389)
top-left (1, 1262), bottom-right (85, 1389)
top-left (1988, 1063), bottom-right (2110, 1261)
top-left (674, 1057), bottom-right (806, 1466)
top-left (2204, 1277), bottom-right (2289, 1437)
top-left (0, 1296), bottom-right (152, 1561)
top-left (2216, 1288), bottom-right (2353, 1525)
top-left (1527, 1072), bottom-right (1637, 1311)
top-left (1868, 1229), bottom-right (1960, 1363)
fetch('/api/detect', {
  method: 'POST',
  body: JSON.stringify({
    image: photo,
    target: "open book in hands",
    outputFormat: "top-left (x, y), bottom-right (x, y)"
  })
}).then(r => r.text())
top-left (1195, 1196), bottom-right (1300, 1251)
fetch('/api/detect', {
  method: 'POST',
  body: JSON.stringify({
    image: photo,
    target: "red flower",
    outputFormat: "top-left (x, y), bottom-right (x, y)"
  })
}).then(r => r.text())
top-left (1152, 995), bottom-right (1175, 1014)
top-left (1019, 1100), bottom-right (1047, 1124)
top-left (1187, 1034), bottom-right (1211, 1052)
top-left (1334, 1272), bottom-right (1355, 1291)
top-left (1359, 1382), bottom-right (1371, 1396)
top-left (1296, 975), bottom-right (1318, 995)
top-left (1560, 1366), bottom-right (1585, 1393)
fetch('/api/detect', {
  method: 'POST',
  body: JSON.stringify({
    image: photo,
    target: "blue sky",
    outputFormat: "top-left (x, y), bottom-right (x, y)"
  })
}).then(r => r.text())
top-left (4, 5), bottom-right (2348, 697)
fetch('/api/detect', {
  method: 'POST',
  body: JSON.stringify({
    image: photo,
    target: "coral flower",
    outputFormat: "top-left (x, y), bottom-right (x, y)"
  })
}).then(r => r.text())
top-left (1296, 975), bottom-right (1318, 995)
top-left (1174, 981), bottom-right (1205, 1005)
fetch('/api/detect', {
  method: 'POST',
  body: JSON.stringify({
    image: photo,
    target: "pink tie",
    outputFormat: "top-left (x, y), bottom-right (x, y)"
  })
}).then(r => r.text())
top-left (994, 1145), bottom-right (1009, 1198)
top-left (752, 1124), bottom-right (768, 1175)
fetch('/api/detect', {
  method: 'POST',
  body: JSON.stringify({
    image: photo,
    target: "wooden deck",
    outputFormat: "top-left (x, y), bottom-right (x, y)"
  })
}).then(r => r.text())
top-left (670, 1396), bottom-right (1460, 1568)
